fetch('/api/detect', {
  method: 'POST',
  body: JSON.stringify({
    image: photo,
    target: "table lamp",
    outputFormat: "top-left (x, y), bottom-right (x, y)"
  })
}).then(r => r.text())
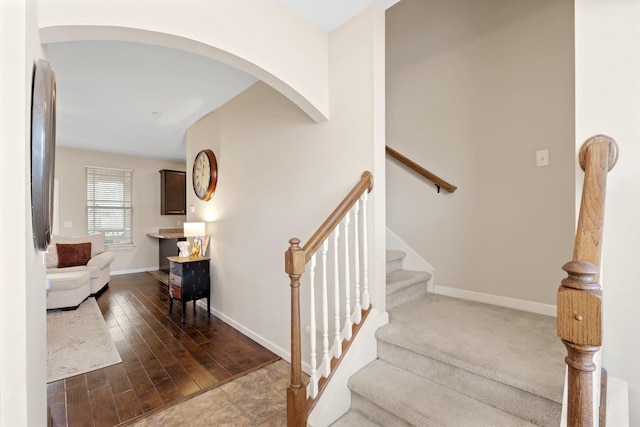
top-left (182, 222), bottom-right (206, 257)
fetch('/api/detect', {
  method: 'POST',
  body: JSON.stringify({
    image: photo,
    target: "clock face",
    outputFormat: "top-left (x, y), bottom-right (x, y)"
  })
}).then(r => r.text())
top-left (192, 149), bottom-right (217, 201)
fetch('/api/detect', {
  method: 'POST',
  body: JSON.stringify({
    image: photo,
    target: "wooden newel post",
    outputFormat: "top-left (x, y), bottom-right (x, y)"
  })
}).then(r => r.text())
top-left (558, 260), bottom-right (601, 426)
top-left (286, 238), bottom-right (307, 427)
top-left (557, 135), bottom-right (618, 427)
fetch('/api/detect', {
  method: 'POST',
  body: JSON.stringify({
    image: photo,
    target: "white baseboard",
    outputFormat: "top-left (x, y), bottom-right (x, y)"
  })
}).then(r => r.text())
top-left (434, 285), bottom-right (557, 317)
top-left (197, 301), bottom-right (292, 364)
top-left (606, 374), bottom-right (629, 427)
top-left (386, 227), bottom-right (556, 317)
top-left (111, 266), bottom-right (158, 275)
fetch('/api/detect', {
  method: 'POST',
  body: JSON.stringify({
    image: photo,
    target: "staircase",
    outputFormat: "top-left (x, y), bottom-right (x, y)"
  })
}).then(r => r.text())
top-left (332, 250), bottom-right (566, 426)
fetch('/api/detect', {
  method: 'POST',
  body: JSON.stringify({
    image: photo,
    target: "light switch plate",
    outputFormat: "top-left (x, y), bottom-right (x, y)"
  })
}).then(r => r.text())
top-left (536, 149), bottom-right (549, 167)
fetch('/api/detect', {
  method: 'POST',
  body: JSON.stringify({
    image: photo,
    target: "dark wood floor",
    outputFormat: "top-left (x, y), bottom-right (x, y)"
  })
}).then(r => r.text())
top-left (47, 272), bottom-right (280, 427)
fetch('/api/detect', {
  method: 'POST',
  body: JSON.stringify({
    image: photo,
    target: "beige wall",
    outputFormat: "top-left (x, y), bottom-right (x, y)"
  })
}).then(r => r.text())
top-left (185, 6), bottom-right (386, 359)
top-left (0, 0), bottom-right (48, 424)
top-left (576, 0), bottom-right (640, 420)
top-left (55, 147), bottom-right (186, 272)
top-left (386, 0), bottom-right (575, 305)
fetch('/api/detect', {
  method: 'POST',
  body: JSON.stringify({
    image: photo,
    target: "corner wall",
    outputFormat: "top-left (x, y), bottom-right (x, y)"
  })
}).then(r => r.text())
top-left (185, 6), bottom-right (386, 364)
top-left (575, 0), bottom-right (640, 422)
top-left (55, 147), bottom-right (186, 273)
top-left (0, 0), bottom-right (47, 425)
top-left (386, 0), bottom-right (575, 305)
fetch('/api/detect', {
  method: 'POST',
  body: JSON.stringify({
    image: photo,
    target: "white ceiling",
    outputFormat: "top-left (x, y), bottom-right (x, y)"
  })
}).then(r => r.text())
top-left (46, 0), bottom-right (400, 162)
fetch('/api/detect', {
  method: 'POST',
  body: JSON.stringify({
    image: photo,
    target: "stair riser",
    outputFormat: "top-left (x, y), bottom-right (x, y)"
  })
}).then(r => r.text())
top-left (377, 340), bottom-right (562, 426)
top-left (387, 281), bottom-right (428, 310)
top-left (350, 393), bottom-right (416, 427)
top-left (386, 258), bottom-right (403, 274)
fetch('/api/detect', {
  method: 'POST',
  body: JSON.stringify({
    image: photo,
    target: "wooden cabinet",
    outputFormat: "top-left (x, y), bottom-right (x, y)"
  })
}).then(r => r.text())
top-left (160, 169), bottom-right (186, 215)
top-left (168, 256), bottom-right (210, 323)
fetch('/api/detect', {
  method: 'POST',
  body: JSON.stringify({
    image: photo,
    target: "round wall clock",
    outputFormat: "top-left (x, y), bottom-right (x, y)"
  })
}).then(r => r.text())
top-left (31, 59), bottom-right (57, 251)
top-left (192, 149), bottom-right (218, 201)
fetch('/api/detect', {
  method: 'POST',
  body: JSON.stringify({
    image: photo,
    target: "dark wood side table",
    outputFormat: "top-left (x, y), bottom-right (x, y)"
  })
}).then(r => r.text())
top-left (168, 256), bottom-right (210, 323)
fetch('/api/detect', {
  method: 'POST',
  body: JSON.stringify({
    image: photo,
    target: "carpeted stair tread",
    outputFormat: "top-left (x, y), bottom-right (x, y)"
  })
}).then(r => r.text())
top-left (386, 250), bottom-right (406, 274)
top-left (349, 359), bottom-right (537, 426)
top-left (386, 270), bottom-right (431, 295)
top-left (376, 293), bottom-right (565, 403)
top-left (386, 270), bottom-right (431, 309)
top-left (386, 250), bottom-right (406, 263)
top-left (331, 409), bottom-right (381, 426)
top-left (376, 339), bottom-right (561, 425)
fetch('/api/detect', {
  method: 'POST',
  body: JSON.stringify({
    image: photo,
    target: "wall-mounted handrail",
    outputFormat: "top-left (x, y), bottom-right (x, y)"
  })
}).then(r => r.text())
top-left (285, 171), bottom-right (374, 427)
top-left (557, 135), bottom-right (618, 427)
top-left (385, 145), bottom-right (457, 193)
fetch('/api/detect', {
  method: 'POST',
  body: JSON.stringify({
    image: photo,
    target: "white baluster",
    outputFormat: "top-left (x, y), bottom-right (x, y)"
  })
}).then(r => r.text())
top-left (362, 192), bottom-right (370, 309)
top-left (333, 226), bottom-right (342, 358)
top-left (321, 239), bottom-right (330, 377)
top-left (353, 200), bottom-right (362, 323)
top-left (343, 211), bottom-right (352, 340)
top-left (309, 254), bottom-right (318, 398)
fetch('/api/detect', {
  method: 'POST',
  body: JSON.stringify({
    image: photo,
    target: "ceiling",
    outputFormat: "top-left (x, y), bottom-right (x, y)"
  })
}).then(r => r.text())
top-left (46, 0), bottom-right (399, 162)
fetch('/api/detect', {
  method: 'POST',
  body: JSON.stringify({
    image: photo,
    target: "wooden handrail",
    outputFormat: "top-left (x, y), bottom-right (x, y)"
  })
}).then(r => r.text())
top-left (285, 171), bottom-right (374, 427)
top-left (557, 135), bottom-right (618, 427)
top-left (385, 145), bottom-right (457, 193)
top-left (302, 171), bottom-right (373, 262)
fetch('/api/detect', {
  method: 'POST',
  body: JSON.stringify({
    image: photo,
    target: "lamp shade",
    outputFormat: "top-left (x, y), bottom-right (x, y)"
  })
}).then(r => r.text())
top-left (183, 222), bottom-right (206, 237)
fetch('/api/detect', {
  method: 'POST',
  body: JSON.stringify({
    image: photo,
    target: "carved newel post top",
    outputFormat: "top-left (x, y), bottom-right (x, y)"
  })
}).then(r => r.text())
top-left (288, 238), bottom-right (302, 250)
top-left (285, 238), bottom-right (305, 276)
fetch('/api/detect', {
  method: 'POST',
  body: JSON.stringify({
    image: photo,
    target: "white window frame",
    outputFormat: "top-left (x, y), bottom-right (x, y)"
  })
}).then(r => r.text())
top-left (86, 166), bottom-right (134, 247)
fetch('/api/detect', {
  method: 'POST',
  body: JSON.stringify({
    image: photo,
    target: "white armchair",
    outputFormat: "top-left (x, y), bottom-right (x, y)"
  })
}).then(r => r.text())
top-left (46, 233), bottom-right (115, 295)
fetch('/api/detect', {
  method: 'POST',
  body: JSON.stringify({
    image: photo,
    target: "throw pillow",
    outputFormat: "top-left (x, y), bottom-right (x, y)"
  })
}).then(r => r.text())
top-left (56, 242), bottom-right (92, 268)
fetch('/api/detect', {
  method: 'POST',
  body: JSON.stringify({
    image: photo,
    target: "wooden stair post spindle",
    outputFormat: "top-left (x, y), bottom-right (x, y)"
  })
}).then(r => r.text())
top-left (557, 135), bottom-right (618, 427)
top-left (285, 238), bottom-right (306, 427)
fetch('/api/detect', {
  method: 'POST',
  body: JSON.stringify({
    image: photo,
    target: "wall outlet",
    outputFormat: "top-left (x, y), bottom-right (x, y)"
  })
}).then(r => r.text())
top-left (536, 149), bottom-right (550, 167)
top-left (63, 221), bottom-right (72, 228)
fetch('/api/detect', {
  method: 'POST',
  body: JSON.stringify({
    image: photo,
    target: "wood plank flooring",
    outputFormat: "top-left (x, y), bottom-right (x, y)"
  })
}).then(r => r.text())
top-left (47, 272), bottom-right (280, 427)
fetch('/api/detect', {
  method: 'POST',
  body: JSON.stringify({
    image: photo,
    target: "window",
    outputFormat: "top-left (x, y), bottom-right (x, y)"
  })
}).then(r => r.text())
top-left (86, 166), bottom-right (133, 246)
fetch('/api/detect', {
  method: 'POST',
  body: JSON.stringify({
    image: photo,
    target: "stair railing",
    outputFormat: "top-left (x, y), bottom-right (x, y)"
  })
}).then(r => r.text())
top-left (557, 135), bottom-right (618, 426)
top-left (386, 145), bottom-right (457, 193)
top-left (285, 171), bottom-right (374, 427)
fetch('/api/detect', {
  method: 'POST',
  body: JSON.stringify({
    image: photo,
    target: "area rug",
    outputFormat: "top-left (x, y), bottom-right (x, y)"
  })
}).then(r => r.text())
top-left (47, 297), bottom-right (121, 383)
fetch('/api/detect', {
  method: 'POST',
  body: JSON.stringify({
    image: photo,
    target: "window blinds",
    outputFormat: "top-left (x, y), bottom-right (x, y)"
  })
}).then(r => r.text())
top-left (86, 166), bottom-right (133, 245)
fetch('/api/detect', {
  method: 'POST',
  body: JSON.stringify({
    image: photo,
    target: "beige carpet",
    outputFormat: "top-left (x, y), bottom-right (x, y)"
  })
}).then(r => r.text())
top-left (47, 297), bottom-right (121, 383)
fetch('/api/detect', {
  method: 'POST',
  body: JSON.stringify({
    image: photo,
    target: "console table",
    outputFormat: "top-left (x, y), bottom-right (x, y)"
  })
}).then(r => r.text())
top-left (167, 256), bottom-right (210, 323)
